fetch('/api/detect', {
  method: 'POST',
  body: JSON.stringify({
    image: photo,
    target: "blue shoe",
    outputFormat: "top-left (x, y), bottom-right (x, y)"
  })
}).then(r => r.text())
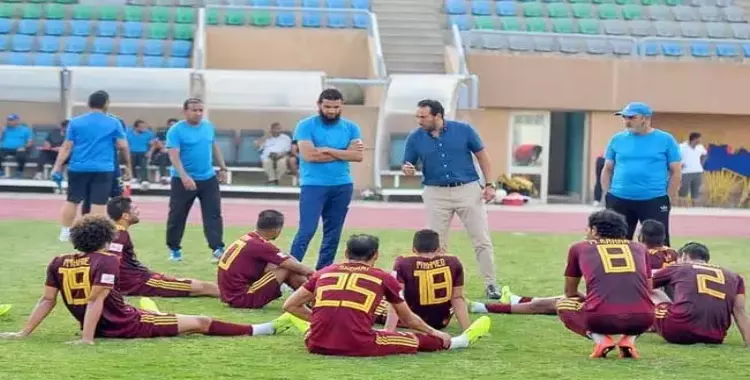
top-left (169, 249), bottom-right (183, 261)
top-left (210, 247), bottom-right (224, 264)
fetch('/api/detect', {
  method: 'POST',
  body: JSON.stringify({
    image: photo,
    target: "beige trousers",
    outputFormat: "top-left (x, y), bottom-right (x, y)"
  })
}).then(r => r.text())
top-left (422, 182), bottom-right (496, 285)
top-left (262, 156), bottom-right (288, 181)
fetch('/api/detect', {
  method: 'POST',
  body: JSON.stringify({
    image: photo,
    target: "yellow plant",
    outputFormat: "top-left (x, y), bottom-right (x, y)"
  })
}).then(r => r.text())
top-left (703, 170), bottom-right (743, 207)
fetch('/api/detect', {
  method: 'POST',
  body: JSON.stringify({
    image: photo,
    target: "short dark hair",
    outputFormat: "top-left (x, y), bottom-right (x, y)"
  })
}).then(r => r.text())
top-left (413, 229), bottom-right (440, 253)
top-left (417, 99), bottom-right (445, 119)
top-left (106, 196), bottom-right (132, 221)
top-left (88, 90), bottom-right (109, 110)
top-left (167, 118), bottom-right (179, 125)
top-left (256, 209), bottom-right (284, 230)
top-left (640, 219), bottom-right (666, 247)
top-left (678, 242), bottom-right (710, 262)
top-left (70, 215), bottom-right (116, 253)
top-left (588, 210), bottom-right (628, 240)
top-left (318, 88), bottom-right (343, 103)
top-left (133, 119), bottom-right (146, 128)
top-left (183, 98), bottom-right (203, 110)
top-left (345, 234), bottom-right (379, 261)
top-left (689, 132), bottom-right (702, 142)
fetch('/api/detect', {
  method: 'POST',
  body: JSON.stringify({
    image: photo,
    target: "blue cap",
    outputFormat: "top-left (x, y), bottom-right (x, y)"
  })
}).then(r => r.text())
top-left (614, 102), bottom-right (653, 117)
top-left (6, 113), bottom-right (19, 121)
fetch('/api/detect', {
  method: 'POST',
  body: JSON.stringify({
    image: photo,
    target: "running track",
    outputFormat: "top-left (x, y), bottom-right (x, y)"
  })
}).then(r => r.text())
top-left (0, 194), bottom-right (747, 237)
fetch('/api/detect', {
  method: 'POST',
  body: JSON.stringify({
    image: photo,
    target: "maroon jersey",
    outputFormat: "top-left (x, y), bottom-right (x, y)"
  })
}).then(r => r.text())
top-left (653, 263), bottom-right (745, 341)
top-left (392, 255), bottom-right (464, 328)
top-left (107, 226), bottom-right (152, 294)
top-left (564, 239), bottom-right (653, 315)
top-left (647, 246), bottom-right (678, 271)
top-left (304, 262), bottom-right (404, 352)
top-left (217, 232), bottom-right (290, 304)
top-left (45, 251), bottom-right (142, 337)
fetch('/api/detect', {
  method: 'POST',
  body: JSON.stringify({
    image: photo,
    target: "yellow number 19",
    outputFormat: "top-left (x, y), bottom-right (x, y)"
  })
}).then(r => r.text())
top-left (413, 267), bottom-right (453, 305)
top-left (58, 267), bottom-right (92, 305)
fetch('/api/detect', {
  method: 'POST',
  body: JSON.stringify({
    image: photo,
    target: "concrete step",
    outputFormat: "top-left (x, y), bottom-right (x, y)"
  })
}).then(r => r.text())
top-left (379, 29), bottom-right (444, 38)
top-left (383, 45), bottom-right (445, 56)
top-left (386, 64), bottom-right (446, 74)
top-left (372, 4), bottom-right (441, 13)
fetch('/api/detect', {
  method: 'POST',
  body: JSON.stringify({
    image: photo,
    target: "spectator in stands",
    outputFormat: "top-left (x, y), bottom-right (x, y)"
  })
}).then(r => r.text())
top-left (127, 119), bottom-right (155, 185)
top-left (679, 132), bottom-right (707, 205)
top-left (288, 140), bottom-right (299, 177)
top-left (255, 122), bottom-right (293, 185)
top-left (0, 114), bottom-right (32, 178)
top-left (165, 98), bottom-right (229, 263)
top-left (151, 118), bottom-right (177, 184)
top-left (34, 119), bottom-right (67, 180)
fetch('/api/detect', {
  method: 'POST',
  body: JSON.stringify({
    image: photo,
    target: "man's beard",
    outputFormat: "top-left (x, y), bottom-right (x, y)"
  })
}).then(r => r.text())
top-left (319, 110), bottom-right (340, 124)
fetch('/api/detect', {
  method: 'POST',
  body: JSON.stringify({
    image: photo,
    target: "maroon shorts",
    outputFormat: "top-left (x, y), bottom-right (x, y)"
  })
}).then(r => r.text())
top-left (556, 298), bottom-right (654, 336)
top-left (125, 273), bottom-right (193, 297)
top-left (654, 303), bottom-right (723, 345)
top-left (372, 300), bottom-right (452, 330)
top-left (226, 271), bottom-right (281, 309)
top-left (306, 331), bottom-right (445, 357)
top-left (100, 312), bottom-right (180, 339)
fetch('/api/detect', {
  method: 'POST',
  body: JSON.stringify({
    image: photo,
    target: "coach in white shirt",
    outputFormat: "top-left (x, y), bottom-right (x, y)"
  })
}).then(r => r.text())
top-left (679, 132), bottom-right (707, 201)
top-left (256, 122), bottom-right (292, 185)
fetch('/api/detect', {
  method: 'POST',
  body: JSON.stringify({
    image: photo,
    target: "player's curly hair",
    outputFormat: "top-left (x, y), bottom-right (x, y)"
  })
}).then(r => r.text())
top-left (678, 241), bottom-right (711, 262)
top-left (588, 210), bottom-right (628, 239)
top-left (70, 215), bottom-right (116, 253)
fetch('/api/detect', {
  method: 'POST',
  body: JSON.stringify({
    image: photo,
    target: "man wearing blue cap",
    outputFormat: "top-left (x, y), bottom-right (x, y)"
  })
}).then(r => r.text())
top-left (0, 114), bottom-right (32, 178)
top-left (600, 102), bottom-right (681, 246)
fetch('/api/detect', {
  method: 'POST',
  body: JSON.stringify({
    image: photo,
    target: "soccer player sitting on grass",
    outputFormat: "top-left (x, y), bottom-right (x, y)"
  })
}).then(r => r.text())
top-left (106, 197), bottom-right (220, 299)
top-left (377, 229), bottom-right (471, 332)
top-left (282, 234), bottom-right (491, 357)
top-left (218, 209), bottom-right (314, 309)
top-left (651, 242), bottom-right (750, 346)
top-left (0, 215), bottom-right (300, 344)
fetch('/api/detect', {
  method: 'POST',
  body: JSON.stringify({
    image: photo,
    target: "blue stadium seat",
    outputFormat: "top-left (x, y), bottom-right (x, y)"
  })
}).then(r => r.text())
top-left (59, 53), bottom-right (82, 66)
top-left (7, 52), bottom-right (30, 65)
top-left (303, 12), bottom-right (322, 27)
top-left (662, 41), bottom-right (683, 56)
top-left (303, 0), bottom-right (322, 6)
top-left (742, 44), bottom-right (750, 57)
top-left (116, 54), bottom-right (138, 67)
top-left (277, 0), bottom-right (296, 6)
top-left (70, 20), bottom-right (91, 37)
top-left (38, 36), bottom-right (60, 53)
top-left (352, 0), bottom-right (370, 9)
top-left (215, 132), bottom-right (238, 165)
top-left (0, 19), bottom-right (11, 35)
top-left (44, 20), bottom-right (65, 36)
top-left (496, 1), bottom-right (517, 16)
top-left (716, 43), bottom-right (738, 57)
top-left (123, 22), bottom-right (143, 39)
top-left (353, 13), bottom-right (368, 28)
top-left (142, 56), bottom-right (164, 68)
top-left (237, 131), bottom-right (263, 166)
top-left (97, 21), bottom-right (118, 37)
top-left (167, 57), bottom-right (189, 68)
top-left (0, 35), bottom-right (8, 51)
top-left (143, 39), bottom-right (164, 56)
top-left (86, 54), bottom-right (109, 67)
top-left (327, 13), bottom-right (348, 28)
top-left (93, 37), bottom-right (114, 54)
top-left (119, 38), bottom-right (139, 55)
top-left (170, 40), bottom-right (192, 57)
top-left (11, 35), bottom-right (33, 52)
top-left (64, 36), bottom-right (86, 53)
top-left (690, 42), bottom-right (711, 57)
top-left (449, 15), bottom-right (470, 30)
top-left (643, 42), bottom-right (659, 56)
top-left (17, 20), bottom-right (39, 35)
top-left (253, 0), bottom-right (273, 5)
top-left (471, 0), bottom-right (492, 16)
top-left (33, 53), bottom-right (56, 66)
top-left (445, 0), bottom-right (466, 15)
top-left (326, 0), bottom-right (347, 8)
top-left (276, 12), bottom-right (296, 27)
top-left (389, 135), bottom-right (407, 169)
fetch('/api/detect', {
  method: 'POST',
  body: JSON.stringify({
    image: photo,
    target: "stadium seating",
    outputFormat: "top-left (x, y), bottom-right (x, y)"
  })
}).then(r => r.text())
top-left (448, 0), bottom-right (750, 59)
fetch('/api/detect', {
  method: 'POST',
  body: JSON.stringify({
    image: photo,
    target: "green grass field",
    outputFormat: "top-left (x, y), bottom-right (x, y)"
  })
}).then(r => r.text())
top-left (1, 220), bottom-right (749, 379)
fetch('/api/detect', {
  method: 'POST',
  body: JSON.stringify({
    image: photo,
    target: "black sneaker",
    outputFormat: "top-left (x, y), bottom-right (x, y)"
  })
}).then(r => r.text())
top-left (486, 284), bottom-right (501, 300)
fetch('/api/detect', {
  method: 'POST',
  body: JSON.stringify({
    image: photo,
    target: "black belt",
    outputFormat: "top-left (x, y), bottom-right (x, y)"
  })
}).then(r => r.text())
top-left (436, 181), bottom-right (469, 188)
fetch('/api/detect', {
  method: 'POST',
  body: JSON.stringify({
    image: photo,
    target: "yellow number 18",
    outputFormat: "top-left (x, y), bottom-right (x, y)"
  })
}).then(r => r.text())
top-left (413, 267), bottom-right (453, 306)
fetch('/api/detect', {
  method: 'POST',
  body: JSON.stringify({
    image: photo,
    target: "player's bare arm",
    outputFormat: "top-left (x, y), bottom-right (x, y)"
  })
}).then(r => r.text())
top-left (75, 285), bottom-right (111, 345)
top-left (278, 257), bottom-right (315, 277)
top-left (391, 301), bottom-right (451, 347)
top-left (731, 294), bottom-right (750, 347)
top-left (667, 162), bottom-right (682, 198)
top-left (383, 303), bottom-right (399, 332)
top-left (600, 160), bottom-right (614, 194)
top-left (297, 140), bottom-right (335, 163)
top-left (450, 286), bottom-right (471, 331)
top-left (51, 140), bottom-right (73, 173)
top-left (322, 139), bottom-right (364, 162)
top-left (0, 286), bottom-right (58, 339)
top-left (115, 138), bottom-right (133, 181)
top-left (282, 286), bottom-right (314, 321)
top-left (564, 277), bottom-right (584, 299)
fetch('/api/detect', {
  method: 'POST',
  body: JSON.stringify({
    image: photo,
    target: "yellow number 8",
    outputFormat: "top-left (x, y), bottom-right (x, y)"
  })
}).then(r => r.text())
top-left (596, 244), bottom-right (636, 274)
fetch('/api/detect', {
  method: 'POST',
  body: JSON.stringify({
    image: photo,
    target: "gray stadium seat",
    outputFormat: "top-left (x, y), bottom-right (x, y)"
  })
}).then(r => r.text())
top-left (649, 6), bottom-right (671, 21)
top-left (655, 21), bottom-right (678, 37)
top-left (532, 36), bottom-right (556, 52)
top-left (715, 0), bottom-right (733, 7)
top-left (706, 22), bottom-right (730, 38)
top-left (723, 6), bottom-right (745, 22)
top-left (481, 34), bottom-right (507, 50)
top-left (611, 39), bottom-right (634, 55)
top-left (698, 6), bottom-right (722, 22)
top-left (585, 39), bottom-right (610, 55)
top-left (508, 35), bottom-right (533, 51)
top-left (603, 19), bottom-right (627, 35)
top-left (731, 23), bottom-right (750, 39)
top-left (628, 20), bottom-right (652, 36)
top-left (673, 6), bottom-right (697, 22)
top-left (680, 22), bottom-right (704, 37)
top-left (559, 37), bottom-right (583, 54)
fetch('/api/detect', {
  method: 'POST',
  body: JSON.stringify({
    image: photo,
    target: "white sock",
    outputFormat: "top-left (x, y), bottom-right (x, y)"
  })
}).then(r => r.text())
top-left (251, 322), bottom-right (275, 336)
top-left (588, 333), bottom-right (607, 344)
top-left (470, 302), bottom-right (488, 313)
top-left (510, 295), bottom-right (522, 305)
top-left (449, 334), bottom-right (469, 350)
top-left (59, 227), bottom-right (70, 242)
top-left (280, 284), bottom-right (293, 294)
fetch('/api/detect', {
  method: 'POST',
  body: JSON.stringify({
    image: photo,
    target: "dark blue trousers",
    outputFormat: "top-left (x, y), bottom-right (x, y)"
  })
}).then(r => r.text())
top-left (290, 184), bottom-right (353, 270)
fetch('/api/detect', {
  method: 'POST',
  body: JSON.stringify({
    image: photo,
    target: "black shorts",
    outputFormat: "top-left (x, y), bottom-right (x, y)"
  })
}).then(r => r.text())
top-left (67, 171), bottom-right (115, 205)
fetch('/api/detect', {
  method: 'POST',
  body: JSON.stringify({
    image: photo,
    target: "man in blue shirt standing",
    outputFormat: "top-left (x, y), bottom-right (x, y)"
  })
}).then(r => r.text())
top-left (601, 102), bottom-right (682, 246)
top-left (165, 98), bottom-right (229, 263)
top-left (401, 99), bottom-right (501, 299)
top-left (290, 88), bottom-right (364, 270)
top-left (127, 119), bottom-right (155, 185)
top-left (51, 90), bottom-right (132, 242)
top-left (0, 114), bottom-right (33, 178)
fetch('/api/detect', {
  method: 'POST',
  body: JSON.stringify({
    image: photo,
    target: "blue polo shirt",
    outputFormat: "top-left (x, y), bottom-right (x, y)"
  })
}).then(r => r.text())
top-left (166, 119), bottom-right (216, 181)
top-left (294, 115), bottom-right (361, 186)
top-left (403, 121), bottom-right (484, 186)
top-left (0, 124), bottom-right (32, 150)
top-left (66, 112), bottom-right (126, 172)
top-left (606, 129), bottom-right (681, 200)
top-left (127, 128), bottom-right (154, 153)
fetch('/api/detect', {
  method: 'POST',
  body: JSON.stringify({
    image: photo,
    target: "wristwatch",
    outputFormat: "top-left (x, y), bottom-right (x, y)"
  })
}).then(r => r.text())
top-left (485, 182), bottom-right (496, 189)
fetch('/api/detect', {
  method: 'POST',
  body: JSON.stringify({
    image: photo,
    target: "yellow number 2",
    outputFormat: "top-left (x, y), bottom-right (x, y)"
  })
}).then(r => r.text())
top-left (314, 272), bottom-right (382, 313)
top-left (694, 264), bottom-right (726, 300)
top-left (218, 240), bottom-right (248, 271)
top-left (58, 267), bottom-right (92, 306)
top-left (596, 244), bottom-right (636, 274)
top-left (413, 267), bottom-right (453, 306)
